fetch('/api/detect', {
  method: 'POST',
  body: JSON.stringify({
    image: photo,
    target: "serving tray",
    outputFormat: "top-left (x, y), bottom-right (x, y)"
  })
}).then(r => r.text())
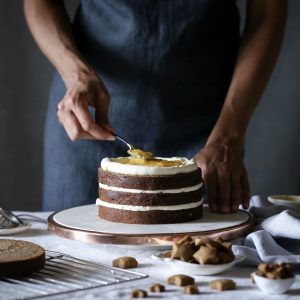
top-left (48, 204), bottom-right (253, 250)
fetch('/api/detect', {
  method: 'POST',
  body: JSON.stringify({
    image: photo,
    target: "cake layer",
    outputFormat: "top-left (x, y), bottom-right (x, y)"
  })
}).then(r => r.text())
top-left (101, 157), bottom-right (198, 175)
top-left (98, 205), bottom-right (203, 224)
top-left (99, 188), bottom-right (203, 206)
top-left (99, 169), bottom-right (202, 190)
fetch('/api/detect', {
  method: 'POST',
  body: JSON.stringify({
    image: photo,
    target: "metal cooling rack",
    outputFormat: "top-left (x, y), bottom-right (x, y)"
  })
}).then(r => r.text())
top-left (0, 250), bottom-right (147, 300)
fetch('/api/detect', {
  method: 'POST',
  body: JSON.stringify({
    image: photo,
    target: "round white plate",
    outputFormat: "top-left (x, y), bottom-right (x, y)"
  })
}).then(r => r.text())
top-left (152, 253), bottom-right (245, 275)
top-left (0, 223), bottom-right (31, 235)
top-left (48, 204), bottom-right (253, 249)
top-left (52, 205), bottom-right (250, 235)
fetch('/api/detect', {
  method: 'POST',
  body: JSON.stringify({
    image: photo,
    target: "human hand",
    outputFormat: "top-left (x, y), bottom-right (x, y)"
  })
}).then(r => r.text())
top-left (57, 69), bottom-right (115, 141)
top-left (194, 141), bottom-right (250, 213)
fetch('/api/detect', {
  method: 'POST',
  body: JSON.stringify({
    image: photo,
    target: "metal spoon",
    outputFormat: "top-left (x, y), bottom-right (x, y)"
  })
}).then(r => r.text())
top-left (0, 207), bottom-right (24, 229)
top-left (0, 207), bottom-right (47, 229)
top-left (114, 135), bottom-right (134, 151)
top-left (114, 134), bottom-right (155, 160)
top-left (115, 135), bottom-right (152, 159)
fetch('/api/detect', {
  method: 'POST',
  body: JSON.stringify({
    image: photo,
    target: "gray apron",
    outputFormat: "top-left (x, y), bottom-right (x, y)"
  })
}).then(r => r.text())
top-left (43, 0), bottom-right (240, 210)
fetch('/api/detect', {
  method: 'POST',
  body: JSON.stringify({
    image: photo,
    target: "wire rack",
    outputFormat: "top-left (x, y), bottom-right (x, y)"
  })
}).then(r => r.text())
top-left (0, 250), bottom-right (147, 300)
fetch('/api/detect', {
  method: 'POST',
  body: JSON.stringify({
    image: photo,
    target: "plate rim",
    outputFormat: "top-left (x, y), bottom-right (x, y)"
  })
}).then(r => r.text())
top-left (152, 253), bottom-right (245, 266)
top-left (0, 223), bottom-right (31, 235)
top-left (48, 205), bottom-right (254, 246)
top-left (152, 253), bottom-right (246, 274)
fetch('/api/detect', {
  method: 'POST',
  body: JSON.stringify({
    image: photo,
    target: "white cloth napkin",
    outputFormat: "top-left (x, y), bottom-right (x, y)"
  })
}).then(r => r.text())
top-left (233, 195), bottom-right (300, 265)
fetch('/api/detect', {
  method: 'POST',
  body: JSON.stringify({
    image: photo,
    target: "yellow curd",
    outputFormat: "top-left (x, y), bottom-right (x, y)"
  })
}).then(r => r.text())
top-left (127, 148), bottom-right (154, 159)
top-left (112, 156), bottom-right (183, 167)
top-left (110, 148), bottom-right (183, 167)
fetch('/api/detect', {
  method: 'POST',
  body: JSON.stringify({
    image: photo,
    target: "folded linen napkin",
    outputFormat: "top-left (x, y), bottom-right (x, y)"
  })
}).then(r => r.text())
top-left (232, 195), bottom-right (300, 265)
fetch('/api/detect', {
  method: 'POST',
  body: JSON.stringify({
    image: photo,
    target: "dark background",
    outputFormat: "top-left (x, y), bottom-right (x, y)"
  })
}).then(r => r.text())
top-left (1, 1), bottom-right (299, 211)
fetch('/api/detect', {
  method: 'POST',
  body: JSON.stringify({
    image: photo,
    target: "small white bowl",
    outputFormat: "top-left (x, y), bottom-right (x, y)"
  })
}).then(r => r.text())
top-left (252, 272), bottom-right (295, 294)
top-left (268, 195), bottom-right (300, 212)
top-left (152, 253), bottom-right (245, 275)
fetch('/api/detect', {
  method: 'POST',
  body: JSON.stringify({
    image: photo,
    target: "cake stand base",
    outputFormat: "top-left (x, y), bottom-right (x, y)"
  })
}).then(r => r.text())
top-left (48, 204), bottom-right (254, 250)
top-left (48, 204), bottom-right (254, 249)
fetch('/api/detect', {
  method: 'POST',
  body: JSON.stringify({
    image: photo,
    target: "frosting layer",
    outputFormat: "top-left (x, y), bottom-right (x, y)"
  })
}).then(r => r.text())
top-left (96, 198), bottom-right (204, 211)
top-left (100, 157), bottom-right (199, 175)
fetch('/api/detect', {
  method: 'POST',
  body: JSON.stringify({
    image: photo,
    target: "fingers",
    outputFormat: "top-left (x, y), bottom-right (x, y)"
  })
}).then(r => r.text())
top-left (57, 89), bottom-right (115, 141)
top-left (230, 174), bottom-right (241, 213)
top-left (103, 123), bottom-right (115, 133)
top-left (56, 71), bottom-right (116, 141)
top-left (94, 87), bottom-right (110, 125)
top-left (92, 84), bottom-right (116, 139)
top-left (103, 124), bottom-right (116, 138)
top-left (57, 110), bottom-right (95, 141)
top-left (217, 163), bottom-right (231, 213)
top-left (203, 171), bottom-right (218, 212)
top-left (72, 104), bottom-right (114, 140)
top-left (241, 166), bottom-right (250, 209)
top-left (195, 147), bottom-right (250, 214)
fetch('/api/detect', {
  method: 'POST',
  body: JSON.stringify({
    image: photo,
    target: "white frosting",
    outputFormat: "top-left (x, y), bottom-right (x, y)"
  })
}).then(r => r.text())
top-left (96, 198), bottom-right (203, 211)
top-left (99, 182), bottom-right (203, 194)
top-left (100, 157), bottom-right (199, 175)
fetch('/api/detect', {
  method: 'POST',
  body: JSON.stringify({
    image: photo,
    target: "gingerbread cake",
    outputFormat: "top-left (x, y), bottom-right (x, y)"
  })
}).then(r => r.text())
top-left (0, 239), bottom-right (45, 277)
top-left (97, 156), bottom-right (203, 224)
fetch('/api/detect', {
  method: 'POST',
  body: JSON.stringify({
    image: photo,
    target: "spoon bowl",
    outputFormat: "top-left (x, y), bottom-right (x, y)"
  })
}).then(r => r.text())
top-left (114, 135), bottom-right (153, 159)
top-left (0, 207), bottom-right (23, 229)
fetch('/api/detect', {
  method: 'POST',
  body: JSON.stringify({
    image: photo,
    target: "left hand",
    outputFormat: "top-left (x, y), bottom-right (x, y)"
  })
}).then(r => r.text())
top-left (194, 141), bottom-right (250, 213)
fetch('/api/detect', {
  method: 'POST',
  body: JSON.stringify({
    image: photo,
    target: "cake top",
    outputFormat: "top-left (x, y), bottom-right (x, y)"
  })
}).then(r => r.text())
top-left (101, 156), bottom-right (199, 175)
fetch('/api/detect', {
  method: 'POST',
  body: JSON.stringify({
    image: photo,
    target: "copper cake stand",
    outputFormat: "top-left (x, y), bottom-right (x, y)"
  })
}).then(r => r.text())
top-left (48, 205), bottom-right (254, 249)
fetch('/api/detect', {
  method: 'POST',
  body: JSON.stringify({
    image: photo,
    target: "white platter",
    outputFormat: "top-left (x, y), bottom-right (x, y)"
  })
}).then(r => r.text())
top-left (0, 223), bottom-right (31, 235)
top-left (48, 204), bottom-right (253, 249)
top-left (152, 253), bottom-right (245, 275)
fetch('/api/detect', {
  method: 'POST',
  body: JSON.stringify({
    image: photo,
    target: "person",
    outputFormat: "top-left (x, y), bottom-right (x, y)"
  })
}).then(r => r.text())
top-left (24, 0), bottom-right (287, 213)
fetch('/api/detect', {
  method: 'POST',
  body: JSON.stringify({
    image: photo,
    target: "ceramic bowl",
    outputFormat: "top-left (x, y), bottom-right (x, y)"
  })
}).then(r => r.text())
top-left (152, 253), bottom-right (245, 275)
top-left (252, 272), bottom-right (295, 294)
top-left (268, 195), bottom-right (300, 212)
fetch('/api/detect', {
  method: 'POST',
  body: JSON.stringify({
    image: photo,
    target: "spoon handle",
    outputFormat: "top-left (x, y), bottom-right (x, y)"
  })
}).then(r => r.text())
top-left (114, 135), bottom-right (133, 150)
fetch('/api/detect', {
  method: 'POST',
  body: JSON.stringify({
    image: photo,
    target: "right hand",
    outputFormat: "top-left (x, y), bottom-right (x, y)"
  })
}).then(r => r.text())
top-left (57, 69), bottom-right (115, 141)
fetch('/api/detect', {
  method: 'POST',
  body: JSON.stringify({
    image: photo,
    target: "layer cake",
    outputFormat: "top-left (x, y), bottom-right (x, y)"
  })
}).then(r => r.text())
top-left (97, 156), bottom-right (203, 224)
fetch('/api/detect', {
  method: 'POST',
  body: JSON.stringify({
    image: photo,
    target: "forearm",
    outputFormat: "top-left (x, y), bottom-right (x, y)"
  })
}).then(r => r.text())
top-left (207, 0), bottom-right (287, 148)
top-left (24, 0), bottom-right (92, 87)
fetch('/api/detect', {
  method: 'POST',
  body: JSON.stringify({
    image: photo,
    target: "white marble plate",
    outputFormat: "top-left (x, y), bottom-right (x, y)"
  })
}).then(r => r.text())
top-left (152, 253), bottom-right (245, 275)
top-left (53, 205), bottom-right (250, 235)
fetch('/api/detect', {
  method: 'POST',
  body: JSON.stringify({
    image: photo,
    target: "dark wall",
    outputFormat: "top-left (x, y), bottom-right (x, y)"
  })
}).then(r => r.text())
top-left (241, 1), bottom-right (300, 197)
top-left (0, 1), bottom-right (299, 211)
